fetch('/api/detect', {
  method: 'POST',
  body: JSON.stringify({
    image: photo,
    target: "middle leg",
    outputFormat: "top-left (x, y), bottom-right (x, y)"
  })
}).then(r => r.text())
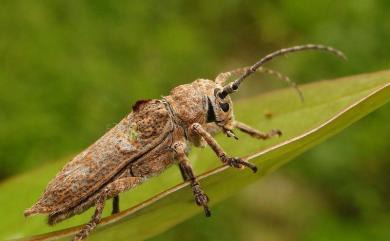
top-left (173, 142), bottom-right (211, 217)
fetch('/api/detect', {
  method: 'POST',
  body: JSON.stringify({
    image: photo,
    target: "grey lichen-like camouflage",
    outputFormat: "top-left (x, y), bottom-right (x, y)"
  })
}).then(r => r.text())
top-left (25, 99), bottom-right (173, 216)
top-left (24, 44), bottom-right (345, 241)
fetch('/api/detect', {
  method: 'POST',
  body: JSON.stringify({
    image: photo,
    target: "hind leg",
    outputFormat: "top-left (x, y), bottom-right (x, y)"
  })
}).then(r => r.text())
top-left (112, 195), bottom-right (120, 214)
top-left (49, 169), bottom-right (136, 225)
top-left (72, 193), bottom-right (106, 241)
top-left (72, 177), bottom-right (143, 241)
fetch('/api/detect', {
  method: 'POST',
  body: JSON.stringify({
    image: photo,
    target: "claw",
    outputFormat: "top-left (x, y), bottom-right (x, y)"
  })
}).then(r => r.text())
top-left (226, 130), bottom-right (239, 140)
top-left (203, 205), bottom-right (211, 217)
top-left (194, 191), bottom-right (211, 217)
top-left (239, 160), bottom-right (258, 173)
top-left (226, 157), bottom-right (258, 173)
top-left (272, 129), bottom-right (282, 137)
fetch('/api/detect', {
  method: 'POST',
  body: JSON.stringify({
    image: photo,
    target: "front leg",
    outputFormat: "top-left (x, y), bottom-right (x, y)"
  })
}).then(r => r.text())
top-left (173, 142), bottom-right (211, 217)
top-left (235, 121), bottom-right (282, 140)
top-left (190, 123), bottom-right (257, 172)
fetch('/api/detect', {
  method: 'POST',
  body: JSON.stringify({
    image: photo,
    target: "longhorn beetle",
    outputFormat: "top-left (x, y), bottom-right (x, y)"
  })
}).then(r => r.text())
top-left (25, 44), bottom-right (346, 241)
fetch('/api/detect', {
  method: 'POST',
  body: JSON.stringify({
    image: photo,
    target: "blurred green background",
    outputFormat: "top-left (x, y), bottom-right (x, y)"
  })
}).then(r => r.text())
top-left (0, 1), bottom-right (389, 241)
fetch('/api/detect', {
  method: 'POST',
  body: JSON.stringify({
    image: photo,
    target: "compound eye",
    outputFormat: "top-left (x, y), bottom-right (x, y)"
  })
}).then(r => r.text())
top-left (219, 102), bottom-right (230, 112)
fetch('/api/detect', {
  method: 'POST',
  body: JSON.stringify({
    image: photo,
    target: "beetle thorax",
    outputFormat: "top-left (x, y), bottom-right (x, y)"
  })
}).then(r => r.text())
top-left (164, 79), bottom-right (235, 131)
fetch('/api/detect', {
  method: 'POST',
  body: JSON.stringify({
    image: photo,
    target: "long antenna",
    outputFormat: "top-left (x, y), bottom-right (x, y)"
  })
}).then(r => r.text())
top-left (218, 44), bottom-right (346, 99)
top-left (216, 66), bottom-right (304, 101)
top-left (259, 67), bottom-right (304, 102)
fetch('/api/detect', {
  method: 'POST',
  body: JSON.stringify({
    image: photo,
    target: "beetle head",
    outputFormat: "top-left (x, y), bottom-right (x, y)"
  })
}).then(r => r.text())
top-left (167, 79), bottom-right (234, 133)
top-left (191, 79), bottom-right (236, 136)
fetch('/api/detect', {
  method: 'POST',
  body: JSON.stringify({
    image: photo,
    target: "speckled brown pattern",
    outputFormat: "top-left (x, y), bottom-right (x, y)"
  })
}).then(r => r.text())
top-left (25, 44), bottom-right (344, 241)
top-left (25, 100), bottom-right (173, 216)
top-left (24, 78), bottom-right (275, 241)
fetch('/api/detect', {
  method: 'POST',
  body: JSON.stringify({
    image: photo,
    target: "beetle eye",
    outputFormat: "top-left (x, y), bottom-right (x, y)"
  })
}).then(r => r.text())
top-left (219, 102), bottom-right (230, 112)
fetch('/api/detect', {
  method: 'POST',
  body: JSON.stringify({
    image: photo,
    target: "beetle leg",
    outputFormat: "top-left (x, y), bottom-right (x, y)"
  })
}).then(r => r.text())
top-left (72, 177), bottom-right (143, 241)
top-left (190, 123), bottom-right (257, 173)
top-left (73, 193), bottom-right (106, 241)
top-left (112, 195), bottom-right (120, 214)
top-left (173, 142), bottom-right (211, 217)
top-left (234, 121), bottom-right (282, 140)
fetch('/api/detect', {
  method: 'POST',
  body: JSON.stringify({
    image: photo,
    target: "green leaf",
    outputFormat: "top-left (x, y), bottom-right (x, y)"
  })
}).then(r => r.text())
top-left (1, 70), bottom-right (389, 241)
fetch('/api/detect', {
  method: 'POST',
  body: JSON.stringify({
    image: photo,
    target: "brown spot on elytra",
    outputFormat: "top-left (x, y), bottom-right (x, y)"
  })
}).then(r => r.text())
top-left (132, 99), bottom-right (152, 112)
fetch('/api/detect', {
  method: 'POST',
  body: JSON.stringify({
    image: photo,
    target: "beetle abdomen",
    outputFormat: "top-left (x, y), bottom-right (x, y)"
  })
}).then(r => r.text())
top-left (25, 100), bottom-right (174, 216)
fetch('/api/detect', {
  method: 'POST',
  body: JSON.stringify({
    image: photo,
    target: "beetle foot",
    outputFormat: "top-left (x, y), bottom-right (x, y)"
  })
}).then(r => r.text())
top-left (270, 129), bottom-right (282, 137)
top-left (255, 129), bottom-right (282, 140)
top-left (193, 185), bottom-right (211, 217)
top-left (73, 222), bottom-right (96, 241)
top-left (223, 156), bottom-right (258, 173)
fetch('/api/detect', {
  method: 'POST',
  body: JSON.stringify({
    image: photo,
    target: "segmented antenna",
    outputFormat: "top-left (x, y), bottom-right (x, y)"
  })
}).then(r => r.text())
top-left (258, 67), bottom-right (304, 102)
top-left (216, 66), bottom-right (304, 101)
top-left (218, 44), bottom-right (346, 99)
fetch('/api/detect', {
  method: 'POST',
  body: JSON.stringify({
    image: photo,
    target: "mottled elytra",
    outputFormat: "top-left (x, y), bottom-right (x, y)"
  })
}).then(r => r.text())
top-left (24, 44), bottom-right (345, 241)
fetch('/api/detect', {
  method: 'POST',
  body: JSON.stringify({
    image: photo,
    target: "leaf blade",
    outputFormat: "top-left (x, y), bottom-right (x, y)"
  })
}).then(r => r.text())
top-left (2, 70), bottom-right (389, 241)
